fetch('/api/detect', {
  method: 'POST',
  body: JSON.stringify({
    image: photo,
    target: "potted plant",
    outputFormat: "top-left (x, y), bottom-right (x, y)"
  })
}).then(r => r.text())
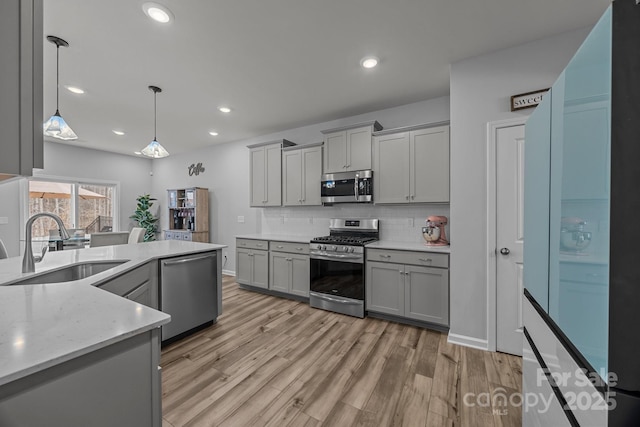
top-left (130, 194), bottom-right (158, 242)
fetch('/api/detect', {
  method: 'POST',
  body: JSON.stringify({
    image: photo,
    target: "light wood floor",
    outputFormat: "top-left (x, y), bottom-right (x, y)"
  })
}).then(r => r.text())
top-left (161, 276), bottom-right (522, 427)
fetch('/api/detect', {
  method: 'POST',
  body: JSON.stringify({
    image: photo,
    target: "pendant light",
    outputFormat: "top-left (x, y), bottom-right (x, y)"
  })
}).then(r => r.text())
top-left (43, 36), bottom-right (78, 141)
top-left (141, 85), bottom-right (169, 158)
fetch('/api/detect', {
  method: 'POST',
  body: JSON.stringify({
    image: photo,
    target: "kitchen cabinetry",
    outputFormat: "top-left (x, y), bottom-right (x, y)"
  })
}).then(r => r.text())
top-left (373, 124), bottom-right (449, 204)
top-left (0, 330), bottom-right (162, 427)
top-left (366, 249), bottom-right (449, 326)
top-left (236, 238), bottom-right (269, 289)
top-left (282, 143), bottom-right (323, 206)
top-left (269, 241), bottom-right (310, 297)
top-left (0, 0), bottom-right (43, 181)
top-left (164, 187), bottom-right (209, 243)
top-left (248, 139), bottom-right (295, 207)
top-left (321, 121), bottom-right (382, 173)
top-left (97, 261), bottom-right (158, 310)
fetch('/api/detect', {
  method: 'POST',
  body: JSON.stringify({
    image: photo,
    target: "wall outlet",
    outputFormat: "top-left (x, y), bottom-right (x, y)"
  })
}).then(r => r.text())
top-left (237, 216), bottom-right (245, 223)
top-left (0, 217), bottom-right (8, 225)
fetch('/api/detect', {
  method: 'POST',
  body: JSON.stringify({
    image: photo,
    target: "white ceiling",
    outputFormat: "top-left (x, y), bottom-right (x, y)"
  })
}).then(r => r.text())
top-left (43, 0), bottom-right (610, 157)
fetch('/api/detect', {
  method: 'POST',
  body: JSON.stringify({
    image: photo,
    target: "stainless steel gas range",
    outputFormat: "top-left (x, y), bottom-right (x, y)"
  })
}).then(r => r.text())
top-left (309, 218), bottom-right (379, 318)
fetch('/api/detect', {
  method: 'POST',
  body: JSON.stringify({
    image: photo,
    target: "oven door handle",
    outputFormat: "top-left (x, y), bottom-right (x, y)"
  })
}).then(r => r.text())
top-left (310, 292), bottom-right (362, 305)
top-left (310, 253), bottom-right (364, 263)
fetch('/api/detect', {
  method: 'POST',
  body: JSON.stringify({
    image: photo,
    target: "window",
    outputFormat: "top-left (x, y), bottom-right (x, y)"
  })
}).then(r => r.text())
top-left (27, 179), bottom-right (117, 240)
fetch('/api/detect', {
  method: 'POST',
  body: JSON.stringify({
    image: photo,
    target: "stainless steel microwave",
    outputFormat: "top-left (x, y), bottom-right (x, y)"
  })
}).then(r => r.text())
top-left (321, 170), bottom-right (373, 204)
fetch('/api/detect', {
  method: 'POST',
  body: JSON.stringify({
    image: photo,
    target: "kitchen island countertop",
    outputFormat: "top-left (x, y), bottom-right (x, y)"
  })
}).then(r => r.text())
top-left (236, 234), bottom-right (316, 244)
top-left (0, 240), bottom-right (226, 387)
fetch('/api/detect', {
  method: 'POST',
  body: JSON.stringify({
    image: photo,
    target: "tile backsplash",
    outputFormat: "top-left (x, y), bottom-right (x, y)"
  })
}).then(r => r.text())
top-left (258, 204), bottom-right (451, 244)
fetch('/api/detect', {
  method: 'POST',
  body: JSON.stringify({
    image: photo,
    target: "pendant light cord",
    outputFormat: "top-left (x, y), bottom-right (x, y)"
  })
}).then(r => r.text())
top-left (56, 44), bottom-right (60, 113)
top-left (154, 90), bottom-right (157, 140)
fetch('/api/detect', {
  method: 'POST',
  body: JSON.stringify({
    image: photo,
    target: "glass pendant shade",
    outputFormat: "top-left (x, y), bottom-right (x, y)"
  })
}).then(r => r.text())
top-left (44, 36), bottom-right (77, 141)
top-left (141, 138), bottom-right (169, 158)
top-left (43, 110), bottom-right (78, 140)
top-left (141, 85), bottom-right (169, 158)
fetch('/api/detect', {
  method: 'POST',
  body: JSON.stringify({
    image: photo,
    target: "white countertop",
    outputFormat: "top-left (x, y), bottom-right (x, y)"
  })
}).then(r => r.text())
top-left (0, 240), bottom-right (226, 387)
top-left (367, 240), bottom-right (451, 253)
top-left (236, 234), bottom-right (316, 244)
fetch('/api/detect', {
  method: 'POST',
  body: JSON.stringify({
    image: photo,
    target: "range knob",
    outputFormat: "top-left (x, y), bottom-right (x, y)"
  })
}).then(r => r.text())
top-left (330, 245), bottom-right (337, 251)
top-left (320, 245), bottom-right (326, 251)
top-left (343, 247), bottom-right (349, 252)
top-left (348, 247), bottom-right (355, 253)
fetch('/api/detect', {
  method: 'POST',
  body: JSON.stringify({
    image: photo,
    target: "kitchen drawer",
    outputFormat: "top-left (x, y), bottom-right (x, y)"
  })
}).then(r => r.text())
top-left (366, 248), bottom-right (449, 268)
top-left (97, 262), bottom-right (153, 297)
top-left (559, 261), bottom-right (606, 284)
top-left (270, 241), bottom-right (309, 254)
top-left (236, 238), bottom-right (268, 251)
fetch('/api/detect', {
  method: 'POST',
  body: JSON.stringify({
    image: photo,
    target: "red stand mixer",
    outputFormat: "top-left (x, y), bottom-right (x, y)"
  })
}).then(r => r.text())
top-left (422, 215), bottom-right (449, 246)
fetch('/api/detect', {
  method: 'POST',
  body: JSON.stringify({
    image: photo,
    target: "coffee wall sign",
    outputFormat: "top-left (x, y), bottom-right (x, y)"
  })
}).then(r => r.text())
top-left (510, 88), bottom-right (550, 111)
top-left (188, 162), bottom-right (205, 176)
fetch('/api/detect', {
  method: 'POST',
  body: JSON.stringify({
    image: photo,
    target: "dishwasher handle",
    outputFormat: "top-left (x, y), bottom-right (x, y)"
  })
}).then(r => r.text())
top-left (162, 253), bottom-right (216, 267)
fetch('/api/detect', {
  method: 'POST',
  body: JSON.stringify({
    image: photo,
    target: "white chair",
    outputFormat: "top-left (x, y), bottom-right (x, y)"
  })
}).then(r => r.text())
top-left (90, 231), bottom-right (130, 248)
top-left (128, 227), bottom-right (146, 244)
top-left (0, 238), bottom-right (9, 259)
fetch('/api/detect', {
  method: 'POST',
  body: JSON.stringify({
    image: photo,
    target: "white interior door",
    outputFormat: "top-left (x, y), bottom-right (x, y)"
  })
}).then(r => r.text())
top-left (496, 124), bottom-right (525, 355)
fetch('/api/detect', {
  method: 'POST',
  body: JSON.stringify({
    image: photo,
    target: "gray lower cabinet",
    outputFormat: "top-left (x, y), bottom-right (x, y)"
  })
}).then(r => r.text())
top-left (366, 249), bottom-right (449, 326)
top-left (0, 329), bottom-right (162, 427)
top-left (236, 239), bottom-right (269, 289)
top-left (269, 251), bottom-right (309, 297)
top-left (97, 261), bottom-right (158, 309)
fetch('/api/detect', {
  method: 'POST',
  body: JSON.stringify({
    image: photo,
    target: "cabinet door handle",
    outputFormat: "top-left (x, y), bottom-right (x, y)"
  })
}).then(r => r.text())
top-left (500, 248), bottom-right (510, 255)
top-left (277, 245), bottom-right (284, 249)
top-left (296, 247), bottom-right (303, 251)
top-left (256, 243), bottom-right (264, 247)
top-left (248, 253), bottom-right (254, 257)
top-left (405, 195), bottom-right (410, 200)
top-left (379, 254), bottom-right (391, 258)
top-left (419, 258), bottom-right (432, 262)
top-left (286, 257), bottom-right (292, 261)
top-left (405, 272), bottom-right (409, 275)
top-left (411, 195), bottom-right (415, 200)
top-left (240, 242), bottom-right (246, 246)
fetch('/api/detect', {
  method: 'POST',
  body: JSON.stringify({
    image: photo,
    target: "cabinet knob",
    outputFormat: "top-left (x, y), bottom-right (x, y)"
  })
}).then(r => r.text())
top-left (411, 195), bottom-right (415, 200)
top-left (406, 195), bottom-right (410, 200)
top-left (500, 248), bottom-right (510, 255)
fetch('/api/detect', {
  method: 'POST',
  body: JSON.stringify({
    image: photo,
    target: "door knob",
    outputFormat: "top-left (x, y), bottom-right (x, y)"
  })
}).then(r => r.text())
top-left (500, 248), bottom-right (510, 255)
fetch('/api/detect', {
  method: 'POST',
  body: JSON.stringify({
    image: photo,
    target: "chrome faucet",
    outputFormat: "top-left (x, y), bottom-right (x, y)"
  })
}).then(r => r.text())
top-left (22, 213), bottom-right (70, 273)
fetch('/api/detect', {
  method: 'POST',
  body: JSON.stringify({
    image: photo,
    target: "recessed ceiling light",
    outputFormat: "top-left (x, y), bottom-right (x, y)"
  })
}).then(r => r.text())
top-left (134, 151), bottom-right (142, 155)
top-left (209, 131), bottom-right (219, 136)
top-left (142, 2), bottom-right (173, 23)
top-left (65, 85), bottom-right (85, 94)
top-left (112, 130), bottom-right (125, 136)
top-left (218, 106), bottom-right (231, 113)
top-left (360, 56), bottom-right (379, 69)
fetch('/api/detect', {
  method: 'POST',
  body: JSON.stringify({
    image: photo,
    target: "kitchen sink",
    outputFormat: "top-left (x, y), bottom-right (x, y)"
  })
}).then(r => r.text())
top-left (9, 260), bottom-right (129, 285)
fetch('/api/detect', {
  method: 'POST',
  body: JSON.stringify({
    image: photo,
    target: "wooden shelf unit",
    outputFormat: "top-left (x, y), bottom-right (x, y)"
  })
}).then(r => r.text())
top-left (164, 187), bottom-right (209, 243)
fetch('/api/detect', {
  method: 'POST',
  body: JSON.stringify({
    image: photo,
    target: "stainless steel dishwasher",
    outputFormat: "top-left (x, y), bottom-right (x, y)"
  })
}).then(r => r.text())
top-left (160, 252), bottom-right (218, 342)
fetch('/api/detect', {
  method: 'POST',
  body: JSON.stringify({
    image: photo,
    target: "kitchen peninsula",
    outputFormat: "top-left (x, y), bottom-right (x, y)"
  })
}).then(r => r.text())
top-left (0, 240), bottom-right (225, 427)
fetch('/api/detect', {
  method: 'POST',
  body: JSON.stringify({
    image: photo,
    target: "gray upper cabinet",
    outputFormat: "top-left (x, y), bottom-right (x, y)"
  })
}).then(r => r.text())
top-left (373, 124), bottom-right (450, 204)
top-left (0, 0), bottom-right (43, 181)
top-left (282, 143), bottom-right (322, 206)
top-left (321, 121), bottom-right (382, 173)
top-left (248, 140), bottom-right (295, 207)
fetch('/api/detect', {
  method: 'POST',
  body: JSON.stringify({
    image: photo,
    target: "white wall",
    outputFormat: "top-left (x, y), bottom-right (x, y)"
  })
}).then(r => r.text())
top-left (150, 97), bottom-right (450, 273)
top-left (449, 28), bottom-right (591, 347)
top-left (0, 142), bottom-right (153, 256)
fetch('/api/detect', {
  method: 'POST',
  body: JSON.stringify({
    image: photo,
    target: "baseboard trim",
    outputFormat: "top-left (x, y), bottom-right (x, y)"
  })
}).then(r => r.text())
top-left (447, 333), bottom-right (489, 351)
top-left (222, 269), bottom-right (235, 276)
